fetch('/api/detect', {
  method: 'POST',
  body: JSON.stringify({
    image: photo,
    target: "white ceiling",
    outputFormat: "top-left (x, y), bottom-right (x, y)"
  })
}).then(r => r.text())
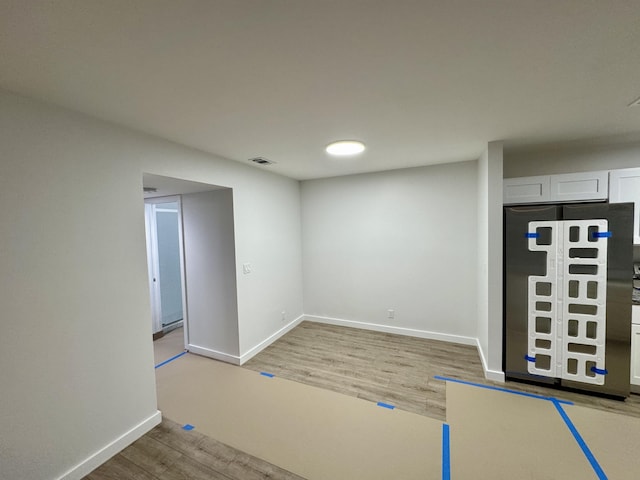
top-left (2, 0), bottom-right (640, 180)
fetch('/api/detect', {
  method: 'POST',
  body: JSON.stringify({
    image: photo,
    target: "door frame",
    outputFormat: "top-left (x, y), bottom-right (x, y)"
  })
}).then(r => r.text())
top-left (144, 195), bottom-right (189, 347)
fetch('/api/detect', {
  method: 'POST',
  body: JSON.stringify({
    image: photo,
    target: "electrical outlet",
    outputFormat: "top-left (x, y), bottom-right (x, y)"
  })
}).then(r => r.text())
top-left (387, 309), bottom-right (395, 319)
top-left (281, 311), bottom-right (287, 322)
top-left (243, 263), bottom-right (252, 274)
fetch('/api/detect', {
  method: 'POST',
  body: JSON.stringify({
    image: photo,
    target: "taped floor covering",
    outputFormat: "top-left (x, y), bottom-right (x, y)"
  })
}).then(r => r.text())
top-left (565, 403), bottom-right (640, 479)
top-left (155, 353), bottom-right (443, 480)
top-left (156, 352), bottom-right (640, 480)
top-left (446, 381), bottom-right (640, 479)
top-left (153, 328), bottom-right (185, 366)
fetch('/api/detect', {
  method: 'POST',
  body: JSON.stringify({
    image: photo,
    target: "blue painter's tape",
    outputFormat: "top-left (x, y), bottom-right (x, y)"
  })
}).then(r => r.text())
top-left (524, 355), bottom-right (536, 363)
top-left (550, 399), bottom-right (607, 479)
top-left (590, 366), bottom-right (608, 375)
top-left (260, 372), bottom-right (275, 378)
top-left (154, 351), bottom-right (187, 369)
top-left (377, 402), bottom-right (395, 410)
top-left (442, 424), bottom-right (451, 480)
top-left (592, 231), bottom-right (612, 238)
top-left (433, 376), bottom-right (573, 405)
top-left (526, 232), bottom-right (540, 238)
top-left (182, 424), bottom-right (195, 431)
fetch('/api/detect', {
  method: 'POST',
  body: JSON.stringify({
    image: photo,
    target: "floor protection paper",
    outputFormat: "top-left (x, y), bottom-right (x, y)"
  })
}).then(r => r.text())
top-left (156, 353), bottom-right (444, 480)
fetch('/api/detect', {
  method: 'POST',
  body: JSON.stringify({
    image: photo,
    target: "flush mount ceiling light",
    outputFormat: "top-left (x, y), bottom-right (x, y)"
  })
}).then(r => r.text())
top-left (325, 140), bottom-right (366, 156)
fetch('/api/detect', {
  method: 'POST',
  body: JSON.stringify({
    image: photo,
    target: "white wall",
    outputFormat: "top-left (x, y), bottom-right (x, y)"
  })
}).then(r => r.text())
top-left (232, 175), bottom-right (305, 357)
top-left (476, 142), bottom-right (504, 381)
top-left (0, 90), bottom-right (303, 479)
top-left (504, 141), bottom-right (640, 178)
top-left (301, 162), bottom-right (479, 343)
top-left (476, 148), bottom-right (490, 369)
top-left (182, 189), bottom-right (240, 360)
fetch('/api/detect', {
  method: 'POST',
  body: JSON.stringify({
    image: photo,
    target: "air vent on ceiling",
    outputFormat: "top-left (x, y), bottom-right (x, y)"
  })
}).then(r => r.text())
top-left (249, 157), bottom-right (276, 166)
top-left (143, 187), bottom-right (157, 193)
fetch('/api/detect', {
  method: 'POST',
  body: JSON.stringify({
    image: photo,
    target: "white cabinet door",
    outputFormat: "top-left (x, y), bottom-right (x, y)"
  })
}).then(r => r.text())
top-left (505, 171), bottom-right (609, 205)
top-left (504, 176), bottom-right (550, 205)
top-left (550, 171), bottom-right (609, 203)
top-left (609, 168), bottom-right (640, 244)
top-left (631, 324), bottom-right (640, 386)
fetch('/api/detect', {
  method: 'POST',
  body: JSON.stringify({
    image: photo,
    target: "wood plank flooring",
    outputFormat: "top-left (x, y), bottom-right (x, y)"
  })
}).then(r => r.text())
top-left (84, 418), bottom-right (305, 480)
top-left (84, 320), bottom-right (640, 479)
top-left (243, 321), bottom-right (485, 420)
top-left (243, 321), bottom-right (640, 421)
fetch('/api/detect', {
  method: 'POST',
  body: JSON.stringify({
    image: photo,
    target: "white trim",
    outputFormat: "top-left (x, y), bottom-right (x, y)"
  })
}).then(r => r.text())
top-left (476, 338), bottom-right (505, 382)
top-left (163, 319), bottom-right (183, 334)
top-left (144, 202), bottom-right (163, 333)
top-left (239, 315), bottom-right (305, 364)
top-left (187, 344), bottom-right (241, 365)
top-left (174, 196), bottom-right (190, 351)
top-left (484, 370), bottom-right (505, 382)
top-left (305, 315), bottom-right (477, 346)
top-left (144, 195), bottom-right (182, 205)
top-left (144, 195), bottom-right (189, 347)
top-left (155, 207), bottom-right (180, 213)
top-left (308, 315), bottom-right (506, 382)
top-left (55, 410), bottom-right (161, 480)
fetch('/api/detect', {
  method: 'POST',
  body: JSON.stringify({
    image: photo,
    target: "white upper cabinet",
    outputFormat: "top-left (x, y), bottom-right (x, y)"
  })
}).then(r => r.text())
top-left (504, 171), bottom-right (608, 205)
top-left (503, 176), bottom-right (550, 205)
top-left (550, 171), bottom-right (608, 203)
top-left (609, 167), bottom-right (640, 244)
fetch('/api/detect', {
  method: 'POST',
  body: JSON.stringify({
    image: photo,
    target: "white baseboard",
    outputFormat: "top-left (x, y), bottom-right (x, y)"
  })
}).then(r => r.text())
top-left (187, 314), bottom-right (505, 381)
top-left (186, 315), bottom-right (304, 366)
top-left (305, 315), bottom-right (477, 346)
top-left (163, 320), bottom-right (183, 333)
top-left (476, 339), bottom-right (505, 382)
top-left (188, 344), bottom-right (241, 365)
top-left (240, 315), bottom-right (305, 365)
top-left (56, 410), bottom-right (162, 480)
top-left (484, 369), bottom-right (505, 382)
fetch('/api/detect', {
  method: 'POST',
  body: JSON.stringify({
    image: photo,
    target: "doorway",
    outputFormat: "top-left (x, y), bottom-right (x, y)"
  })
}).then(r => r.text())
top-left (142, 173), bottom-right (240, 366)
top-left (144, 196), bottom-right (186, 340)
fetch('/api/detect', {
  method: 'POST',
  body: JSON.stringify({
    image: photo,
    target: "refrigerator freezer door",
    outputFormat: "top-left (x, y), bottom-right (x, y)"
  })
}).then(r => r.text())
top-left (526, 220), bottom-right (561, 379)
top-left (504, 205), bottom-right (561, 384)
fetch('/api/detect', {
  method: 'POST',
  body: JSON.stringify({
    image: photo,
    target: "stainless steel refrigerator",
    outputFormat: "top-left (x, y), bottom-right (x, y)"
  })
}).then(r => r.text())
top-left (504, 202), bottom-right (633, 398)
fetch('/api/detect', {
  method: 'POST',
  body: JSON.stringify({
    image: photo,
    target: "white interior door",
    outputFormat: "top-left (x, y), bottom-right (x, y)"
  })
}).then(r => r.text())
top-left (144, 196), bottom-right (188, 338)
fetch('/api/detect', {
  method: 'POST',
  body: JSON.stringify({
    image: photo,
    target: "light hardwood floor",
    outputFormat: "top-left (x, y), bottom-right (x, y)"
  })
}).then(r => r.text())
top-left (84, 418), bottom-right (305, 480)
top-left (244, 321), bottom-right (640, 421)
top-left (243, 321), bottom-right (484, 420)
top-left (84, 321), bottom-right (640, 479)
